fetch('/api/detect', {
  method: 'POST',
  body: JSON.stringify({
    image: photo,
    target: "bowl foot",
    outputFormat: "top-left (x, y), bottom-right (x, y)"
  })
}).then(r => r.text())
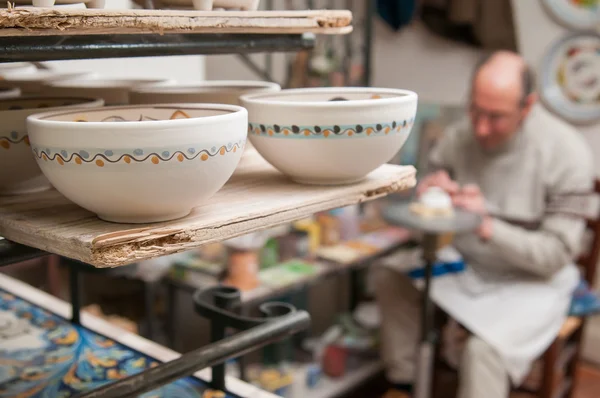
top-left (290, 176), bottom-right (366, 186)
top-left (97, 210), bottom-right (192, 224)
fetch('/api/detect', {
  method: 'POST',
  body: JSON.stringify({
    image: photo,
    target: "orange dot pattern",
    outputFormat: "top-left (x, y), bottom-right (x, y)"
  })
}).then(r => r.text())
top-left (247, 119), bottom-right (413, 139)
top-left (31, 140), bottom-right (246, 167)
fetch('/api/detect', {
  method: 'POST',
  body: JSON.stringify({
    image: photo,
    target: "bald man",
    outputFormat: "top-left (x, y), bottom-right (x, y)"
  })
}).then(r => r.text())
top-left (374, 51), bottom-right (595, 398)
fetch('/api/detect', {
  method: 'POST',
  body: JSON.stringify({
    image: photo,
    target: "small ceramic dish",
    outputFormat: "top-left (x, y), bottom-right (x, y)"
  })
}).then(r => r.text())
top-left (11, 0), bottom-right (105, 7)
top-left (0, 87), bottom-right (21, 100)
top-left (0, 96), bottom-right (104, 195)
top-left (0, 63), bottom-right (37, 78)
top-left (2, 70), bottom-right (97, 94)
top-left (129, 80), bottom-right (281, 106)
top-left (43, 78), bottom-right (175, 105)
top-left (240, 87), bottom-right (418, 185)
top-left (27, 104), bottom-right (248, 223)
top-left (131, 0), bottom-right (258, 11)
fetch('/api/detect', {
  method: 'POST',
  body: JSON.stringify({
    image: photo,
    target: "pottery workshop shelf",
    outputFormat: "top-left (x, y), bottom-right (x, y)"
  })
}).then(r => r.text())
top-left (0, 8), bottom-right (351, 61)
top-left (0, 149), bottom-right (416, 268)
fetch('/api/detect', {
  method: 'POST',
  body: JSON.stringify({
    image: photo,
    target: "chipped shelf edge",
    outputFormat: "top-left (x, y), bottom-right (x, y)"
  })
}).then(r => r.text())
top-left (0, 8), bottom-right (353, 36)
top-left (0, 26), bottom-right (354, 37)
top-left (89, 171), bottom-right (416, 267)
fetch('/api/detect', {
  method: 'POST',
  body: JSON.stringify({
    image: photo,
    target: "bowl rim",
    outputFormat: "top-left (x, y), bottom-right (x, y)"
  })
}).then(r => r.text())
top-left (2, 71), bottom-right (96, 83)
top-left (44, 77), bottom-right (174, 89)
top-left (0, 96), bottom-right (104, 113)
top-left (130, 80), bottom-right (281, 94)
top-left (239, 87), bottom-right (418, 108)
top-left (27, 103), bottom-right (247, 129)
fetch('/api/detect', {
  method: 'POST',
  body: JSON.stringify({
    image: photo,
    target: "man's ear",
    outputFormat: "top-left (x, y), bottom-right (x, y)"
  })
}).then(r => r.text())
top-left (521, 92), bottom-right (538, 117)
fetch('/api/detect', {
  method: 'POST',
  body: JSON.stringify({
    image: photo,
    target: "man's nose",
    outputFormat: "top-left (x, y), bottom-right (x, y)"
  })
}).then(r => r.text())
top-left (475, 117), bottom-right (491, 137)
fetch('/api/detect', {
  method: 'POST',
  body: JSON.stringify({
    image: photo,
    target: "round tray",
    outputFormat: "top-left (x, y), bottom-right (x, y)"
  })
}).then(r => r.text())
top-left (539, 32), bottom-right (600, 125)
top-left (540, 0), bottom-right (599, 30)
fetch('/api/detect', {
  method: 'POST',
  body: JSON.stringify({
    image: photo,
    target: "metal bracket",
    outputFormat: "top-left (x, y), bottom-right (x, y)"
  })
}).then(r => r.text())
top-left (194, 285), bottom-right (305, 390)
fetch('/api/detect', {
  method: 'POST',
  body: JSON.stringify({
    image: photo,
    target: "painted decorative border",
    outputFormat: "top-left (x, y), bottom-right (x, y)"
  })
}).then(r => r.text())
top-left (32, 139), bottom-right (246, 167)
top-left (248, 119), bottom-right (414, 138)
top-left (0, 131), bottom-right (29, 149)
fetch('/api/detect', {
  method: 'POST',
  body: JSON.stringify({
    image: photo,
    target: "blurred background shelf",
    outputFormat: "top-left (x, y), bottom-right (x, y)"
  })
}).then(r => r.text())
top-left (290, 360), bottom-right (384, 398)
top-left (0, 149), bottom-right (416, 268)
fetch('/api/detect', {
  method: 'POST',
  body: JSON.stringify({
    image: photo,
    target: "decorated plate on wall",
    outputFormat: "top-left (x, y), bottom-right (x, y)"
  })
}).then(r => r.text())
top-left (541, 0), bottom-right (600, 30)
top-left (540, 32), bottom-right (600, 125)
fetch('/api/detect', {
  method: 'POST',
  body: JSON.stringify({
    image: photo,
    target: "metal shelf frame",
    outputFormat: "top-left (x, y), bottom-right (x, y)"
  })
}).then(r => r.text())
top-left (0, 3), bottom-right (377, 396)
top-left (0, 33), bottom-right (316, 63)
top-left (0, 25), bottom-right (321, 396)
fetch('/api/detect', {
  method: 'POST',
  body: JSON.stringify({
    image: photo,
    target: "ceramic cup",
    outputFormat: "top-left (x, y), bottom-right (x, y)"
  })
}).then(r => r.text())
top-left (128, 80), bottom-right (281, 106)
top-left (240, 87), bottom-right (418, 185)
top-left (27, 104), bottom-right (248, 223)
top-left (43, 78), bottom-right (175, 106)
top-left (1, 70), bottom-right (98, 95)
top-left (0, 96), bottom-right (105, 195)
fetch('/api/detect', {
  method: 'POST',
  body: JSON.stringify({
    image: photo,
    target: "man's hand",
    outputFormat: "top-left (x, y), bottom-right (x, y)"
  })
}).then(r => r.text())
top-left (416, 170), bottom-right (459, 197)
top-left (452, 184), bottom-right (493, 240)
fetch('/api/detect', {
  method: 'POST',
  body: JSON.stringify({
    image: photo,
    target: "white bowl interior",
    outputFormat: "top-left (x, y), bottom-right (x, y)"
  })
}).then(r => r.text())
top-left (39, 105), bottom-right (235, 122)
top-left (244, 89), bottom-right (409, 103)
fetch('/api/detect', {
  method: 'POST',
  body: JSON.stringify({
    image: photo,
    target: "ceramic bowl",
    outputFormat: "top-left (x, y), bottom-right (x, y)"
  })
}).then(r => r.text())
top-left (1, 70), bottom-right (97, 94)
top-left (43, 78), bottom-right (175, 106)
top-left (131, 0), bottom-right (258, 10)
top-left (0, 97), bottom-right (104, 195)
top-left (0, 63), bottom-right (37, 78)
top-left (240, 87), bottom-right (418, 185)
top-left (0, 87), bottom-right (21, 100)
top-left (11, 0), bottom-right (105, 7)
top-left (27, 104), bottom-right (248, 223)
top-left (129, 80), bottom-right (281, 106)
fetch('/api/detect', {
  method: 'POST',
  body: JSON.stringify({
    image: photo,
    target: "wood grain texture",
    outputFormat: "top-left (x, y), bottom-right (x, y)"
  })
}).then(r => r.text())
top-left (0, 150), bottom-right (415, 268)
top-left (0, 8), bottom-right (352, 36)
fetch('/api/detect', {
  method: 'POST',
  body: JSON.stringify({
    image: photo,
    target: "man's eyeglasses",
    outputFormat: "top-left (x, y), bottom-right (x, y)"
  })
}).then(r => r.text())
top-left (469, 104), bottom-right (518, 125)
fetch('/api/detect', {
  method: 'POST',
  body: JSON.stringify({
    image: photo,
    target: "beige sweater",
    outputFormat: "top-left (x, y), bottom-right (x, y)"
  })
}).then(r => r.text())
top-left (429, 105), bottom-right (595, 281)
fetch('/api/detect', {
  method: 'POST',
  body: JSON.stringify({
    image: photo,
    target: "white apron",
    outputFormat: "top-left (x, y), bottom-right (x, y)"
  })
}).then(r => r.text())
top-left (383, 246), bottom-right (579, 385)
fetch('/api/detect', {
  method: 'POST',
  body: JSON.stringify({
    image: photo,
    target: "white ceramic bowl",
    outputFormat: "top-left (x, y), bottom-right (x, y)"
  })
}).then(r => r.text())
top-left (11, 0), bottom-right (105, 7)
top-left (0, 87), bottom-right (21, 99)
top-left (27, 104), bottom-right (248, 223)
top-left (131, 0), bottom-right (258, 10)
top-left (129, 80), bottom-right (281, 106)
top-left (0, 96), bottom-right (104, 195)
top-left (2, 70), bottom-right (97, 94)
top-left (0, 63), bottom-right (37, 78)
top-left (240, 87), bottom-right (418, 185)
top-left (43, 78), bottom-right (175, 105)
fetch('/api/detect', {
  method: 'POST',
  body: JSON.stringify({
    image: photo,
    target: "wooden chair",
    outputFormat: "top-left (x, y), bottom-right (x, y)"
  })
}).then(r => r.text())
top-left (433, 179), bottom-right (600, 398)
top-left (530, 178), bottom-right (600, 398)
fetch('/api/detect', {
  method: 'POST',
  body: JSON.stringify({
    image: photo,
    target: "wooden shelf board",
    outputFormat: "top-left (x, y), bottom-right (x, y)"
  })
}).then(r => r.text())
top-left (0, 150), bottom-right (415, 268)
top-left (0, 8), bottom-right (352, 36)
